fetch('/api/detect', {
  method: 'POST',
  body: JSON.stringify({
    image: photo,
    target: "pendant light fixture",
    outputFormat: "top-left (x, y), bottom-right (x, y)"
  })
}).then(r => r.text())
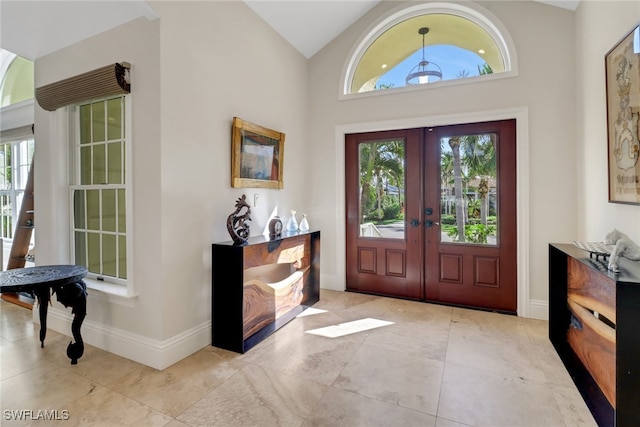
top-left (405, 27), bottom-right (442, 85)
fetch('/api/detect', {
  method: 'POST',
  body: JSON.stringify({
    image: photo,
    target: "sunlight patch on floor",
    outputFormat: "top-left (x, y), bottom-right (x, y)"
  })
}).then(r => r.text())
top-left (305, 318), bottom-right (394, 338)
top-left (297, 307), bottom-right (328, 317)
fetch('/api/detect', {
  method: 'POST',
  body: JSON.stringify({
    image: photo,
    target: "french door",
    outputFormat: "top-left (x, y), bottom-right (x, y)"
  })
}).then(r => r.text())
top-left (345, 120), bottom-right (517, 313)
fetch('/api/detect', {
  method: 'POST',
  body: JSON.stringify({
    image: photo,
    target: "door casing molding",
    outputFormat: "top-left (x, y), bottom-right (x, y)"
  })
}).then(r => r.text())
top-left (332, 107), bottom-right (533, 318)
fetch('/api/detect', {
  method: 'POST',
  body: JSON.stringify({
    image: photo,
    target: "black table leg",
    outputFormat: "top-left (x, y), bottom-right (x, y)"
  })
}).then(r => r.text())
top-left (53, 280), bottom-right (87, 364)
top-left (68, 286), bottom-right (86, 365)
top-left (34, 287), bottom-right (51, 347)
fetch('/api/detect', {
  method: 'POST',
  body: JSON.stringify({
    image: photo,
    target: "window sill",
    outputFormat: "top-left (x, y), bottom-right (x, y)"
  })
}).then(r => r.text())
top-left (84, 278), bottom-right (138, 307)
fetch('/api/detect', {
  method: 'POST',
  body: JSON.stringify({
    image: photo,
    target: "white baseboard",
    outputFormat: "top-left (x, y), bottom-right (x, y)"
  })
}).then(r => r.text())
top-left (33, 307), bottom-right (211, 370)
top-left (527, 299), bottom-right (549, 320)
top-left (320, 273), bottom-right (344, 291)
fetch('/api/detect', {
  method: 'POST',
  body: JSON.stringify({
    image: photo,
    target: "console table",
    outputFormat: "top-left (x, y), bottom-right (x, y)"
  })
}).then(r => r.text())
top-left (212, 230), bottom-right (320, 353)
top-left (549, 243), bottom-right (640, 427)
top-left (0, 265), bottom-right (88, 364)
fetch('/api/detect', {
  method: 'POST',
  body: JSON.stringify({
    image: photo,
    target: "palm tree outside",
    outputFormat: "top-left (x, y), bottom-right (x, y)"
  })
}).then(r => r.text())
top-left (442, 133), bottom-right (498, 244)
top-left (359, 140), bottom-right (405, 236)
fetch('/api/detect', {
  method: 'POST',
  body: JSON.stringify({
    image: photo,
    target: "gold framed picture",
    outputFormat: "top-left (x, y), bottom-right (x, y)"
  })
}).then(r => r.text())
top-left (231, 117), bottom-right (285, 189)
top-left (605, 24), bottom-right (640, 205)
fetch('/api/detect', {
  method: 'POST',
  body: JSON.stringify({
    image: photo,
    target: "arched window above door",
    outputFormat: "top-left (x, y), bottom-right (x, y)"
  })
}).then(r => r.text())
top-left (343, 2), bottom-right (517, 95)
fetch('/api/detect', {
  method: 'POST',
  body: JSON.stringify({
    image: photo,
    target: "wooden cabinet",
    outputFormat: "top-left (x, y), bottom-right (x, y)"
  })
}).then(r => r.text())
top-left (212, 231), bottom-right (320, 353)
top-left (549, 243), bottom-right (640, 427)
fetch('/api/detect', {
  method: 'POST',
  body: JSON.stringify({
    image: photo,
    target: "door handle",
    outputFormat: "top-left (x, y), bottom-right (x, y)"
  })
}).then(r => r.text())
top-left (424, 220), bottom-right (440, 228)
top-left (410, 219), bottom-right (420, 227)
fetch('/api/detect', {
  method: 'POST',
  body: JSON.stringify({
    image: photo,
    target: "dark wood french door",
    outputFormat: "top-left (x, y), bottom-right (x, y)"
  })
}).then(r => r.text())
top-left (345, 120), bottom-right (517, 313)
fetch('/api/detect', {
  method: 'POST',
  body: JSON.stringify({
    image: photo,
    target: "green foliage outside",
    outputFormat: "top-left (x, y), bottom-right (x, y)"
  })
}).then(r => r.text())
top-left (360, 140), bottom-right (404, 224)
top-left (375, 83), bottom-right (395, 90)
top-left (447, 223), bottom-right (497, 244)
top-left (365, 199), bottom-right (403, 222)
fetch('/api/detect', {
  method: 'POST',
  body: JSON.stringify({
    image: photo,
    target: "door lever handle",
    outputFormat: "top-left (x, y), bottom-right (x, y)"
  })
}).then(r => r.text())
top-left (410, 219), bottom-right (420, 227)
top-left (424, 220), bottom-right (440, 228)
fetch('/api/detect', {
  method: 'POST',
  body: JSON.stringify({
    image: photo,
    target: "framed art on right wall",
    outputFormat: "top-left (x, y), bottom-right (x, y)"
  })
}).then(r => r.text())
top-left (606, 24), bottom-right (640, 205)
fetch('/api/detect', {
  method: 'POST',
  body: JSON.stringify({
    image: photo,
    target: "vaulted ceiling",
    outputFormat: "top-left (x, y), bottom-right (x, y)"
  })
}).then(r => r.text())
top-left (0, 0), bottom-right (580, 61)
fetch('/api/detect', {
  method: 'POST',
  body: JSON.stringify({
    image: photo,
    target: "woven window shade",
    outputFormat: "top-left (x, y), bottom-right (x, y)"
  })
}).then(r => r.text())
top-left (35, 62), bottom-right (130, 111)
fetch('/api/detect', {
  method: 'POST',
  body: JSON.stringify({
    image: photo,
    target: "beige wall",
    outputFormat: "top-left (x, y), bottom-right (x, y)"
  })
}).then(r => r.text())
top-left (35, 16), bottom-right (165, 346)
top-left (575, 1), bottom-right (640, 243)
top-left (153, 0), bottom-right (309, 340)
top-left (33, 2), bottom-right (309, 368)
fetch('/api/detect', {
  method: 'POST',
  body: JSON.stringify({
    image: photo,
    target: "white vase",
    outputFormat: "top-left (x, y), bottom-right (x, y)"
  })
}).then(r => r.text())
top-left (286, 210), bottom-right (298, 232)
top-left (299, 214), bottom-right (309, 232)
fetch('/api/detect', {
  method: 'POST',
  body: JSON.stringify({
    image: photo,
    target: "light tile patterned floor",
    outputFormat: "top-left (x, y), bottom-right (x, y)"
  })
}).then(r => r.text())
top-left (0, 290), bottom-right (597, 426)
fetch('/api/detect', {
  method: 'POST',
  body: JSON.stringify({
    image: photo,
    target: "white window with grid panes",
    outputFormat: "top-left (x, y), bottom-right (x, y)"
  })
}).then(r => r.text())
top-left (70, 95), bottom-right (130, 286)
top-left (0, 138), bottom-right (34, 241)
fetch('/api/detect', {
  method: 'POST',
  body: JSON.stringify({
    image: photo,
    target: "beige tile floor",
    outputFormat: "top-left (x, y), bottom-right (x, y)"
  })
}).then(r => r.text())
top-left (1, 290), bottom-right (597, 427)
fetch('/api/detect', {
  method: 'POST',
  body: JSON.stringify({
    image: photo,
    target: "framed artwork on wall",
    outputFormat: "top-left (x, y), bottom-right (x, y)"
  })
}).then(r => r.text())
top-left (606, 24), bottom-right (640, 205)
top-left (231, 117), bottom-right (285, 189)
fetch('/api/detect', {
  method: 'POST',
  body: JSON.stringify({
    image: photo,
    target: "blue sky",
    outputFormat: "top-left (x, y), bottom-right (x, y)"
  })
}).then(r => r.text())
top-left (376, 45), bottom-right (488, 88)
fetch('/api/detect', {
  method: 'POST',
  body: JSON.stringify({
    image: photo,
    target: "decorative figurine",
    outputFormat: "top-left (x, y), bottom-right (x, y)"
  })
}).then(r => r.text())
top-left (286, 210), bottom-right (298, 232)
top-left (227, 195), bottom-right (251, 245)
top-left (299, 213), bottom-right (310, 232)
top-left (604, 229), bottom-right (640, 272)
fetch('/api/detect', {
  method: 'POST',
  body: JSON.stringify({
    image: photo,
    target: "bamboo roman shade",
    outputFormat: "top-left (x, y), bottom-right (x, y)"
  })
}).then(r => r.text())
top-left (35, 62), bottom-right (130, 111)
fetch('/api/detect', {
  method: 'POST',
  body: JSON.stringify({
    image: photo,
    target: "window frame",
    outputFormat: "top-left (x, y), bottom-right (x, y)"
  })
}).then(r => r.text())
top-left (68, 94), bottom-right (133, 291)
top-left (0, 136), bottom-right (34, 243)
top-left (340, 2), bottom-right (518, 98)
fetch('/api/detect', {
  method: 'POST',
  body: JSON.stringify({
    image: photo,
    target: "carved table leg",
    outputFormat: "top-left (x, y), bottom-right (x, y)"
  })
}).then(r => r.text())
top-left (34, 287), bottom-right (51, 348)
top-left (53, 280), bottom-right (87, 364)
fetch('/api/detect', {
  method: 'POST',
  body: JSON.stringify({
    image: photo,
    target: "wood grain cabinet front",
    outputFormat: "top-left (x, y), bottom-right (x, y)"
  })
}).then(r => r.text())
top-left (212, 231), bottom-right (320, 353)
top-left (549, 243), bottom-right (640, 427)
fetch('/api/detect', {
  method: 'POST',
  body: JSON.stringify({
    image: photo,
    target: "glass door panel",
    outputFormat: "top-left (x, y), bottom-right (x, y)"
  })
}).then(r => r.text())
top-left (358, 139), bottom-right (405, 239)
top-left (439, 133), bottom-right (498, 246)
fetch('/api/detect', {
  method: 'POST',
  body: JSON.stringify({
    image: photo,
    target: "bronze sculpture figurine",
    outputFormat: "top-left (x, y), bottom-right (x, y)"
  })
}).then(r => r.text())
top-left (227, 194), bottom-right (251, 245)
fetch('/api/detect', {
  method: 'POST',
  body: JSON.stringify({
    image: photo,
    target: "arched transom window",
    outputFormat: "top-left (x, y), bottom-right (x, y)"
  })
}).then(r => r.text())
top-left (345, 3), bottom-right (516, 94)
